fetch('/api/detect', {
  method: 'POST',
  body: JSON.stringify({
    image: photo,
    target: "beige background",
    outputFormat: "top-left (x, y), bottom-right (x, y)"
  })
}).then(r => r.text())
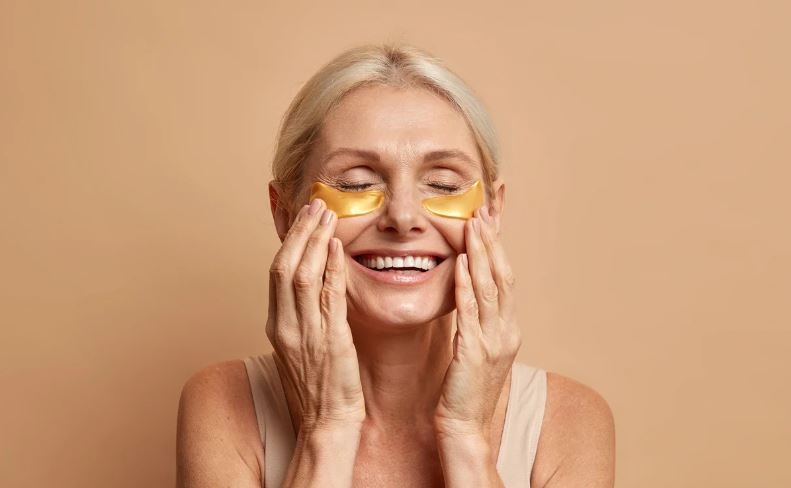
top-left (2, 1), bottom-right (789, 486)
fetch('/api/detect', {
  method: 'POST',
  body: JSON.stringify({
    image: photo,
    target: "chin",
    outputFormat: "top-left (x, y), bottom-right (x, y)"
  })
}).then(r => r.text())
top-left (347, 290), bottom-right (456, 332)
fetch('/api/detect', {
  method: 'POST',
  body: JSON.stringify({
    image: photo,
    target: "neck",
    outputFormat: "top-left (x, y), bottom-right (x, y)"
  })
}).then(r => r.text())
top-left (349, 313), bottom-right (455, 433)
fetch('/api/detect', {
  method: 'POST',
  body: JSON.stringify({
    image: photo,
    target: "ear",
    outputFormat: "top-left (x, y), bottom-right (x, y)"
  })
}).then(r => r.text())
top-left (269, 180), bottom-right (293, 243)
top-left (489, 178), bottom-right (505, 235)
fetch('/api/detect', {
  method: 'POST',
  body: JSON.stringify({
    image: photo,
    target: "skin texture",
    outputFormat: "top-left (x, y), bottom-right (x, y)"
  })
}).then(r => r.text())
top-left (176, 84), bottom-right (616, 487)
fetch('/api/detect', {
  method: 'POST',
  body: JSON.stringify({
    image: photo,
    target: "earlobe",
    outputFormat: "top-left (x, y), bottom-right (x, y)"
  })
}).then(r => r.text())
top-left (268, 181), bottom-right (291, 243)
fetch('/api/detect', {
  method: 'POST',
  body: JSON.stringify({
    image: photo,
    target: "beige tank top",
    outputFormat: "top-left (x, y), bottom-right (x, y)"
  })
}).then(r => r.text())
top-left (243, 352), bottom-right (547, 487)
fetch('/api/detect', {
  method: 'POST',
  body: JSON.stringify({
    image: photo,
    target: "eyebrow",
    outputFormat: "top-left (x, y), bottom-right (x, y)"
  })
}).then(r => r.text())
top-left (322, 147), bottom-right (479, 166)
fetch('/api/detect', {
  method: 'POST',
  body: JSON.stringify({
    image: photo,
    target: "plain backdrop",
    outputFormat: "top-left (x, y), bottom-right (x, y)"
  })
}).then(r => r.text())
top-left (2, 1), bottom-right (789, 486)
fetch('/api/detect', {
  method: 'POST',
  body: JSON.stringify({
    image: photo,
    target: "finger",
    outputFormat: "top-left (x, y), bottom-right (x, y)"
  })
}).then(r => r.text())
top-left (266, 271), bottom-right (277, 338)
top-left (464, 215), bottom-right (499, 328)
top-left (321, 237), bottom-right (351, 342)
top-left (293, 208), bottom-right (338, 327)
top-left (454, 253), bottom-right (480, 339)
top-left (269, 199), bottom-right (326, 324)
top-left (278, 199), bottom-right (327, 268)
top-left (476, 207), bottom-right (515, 322)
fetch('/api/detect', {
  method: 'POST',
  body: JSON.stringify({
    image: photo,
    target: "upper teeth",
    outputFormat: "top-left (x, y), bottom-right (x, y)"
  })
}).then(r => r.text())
top-left (356, 255), bottom-right (438, 271)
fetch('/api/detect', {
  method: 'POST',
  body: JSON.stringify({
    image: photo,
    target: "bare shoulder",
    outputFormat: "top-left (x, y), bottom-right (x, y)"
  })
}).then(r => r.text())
top-left (530, 371), bottom-right (616, 488)
top-left (176, 359), bottom-right (264, 487)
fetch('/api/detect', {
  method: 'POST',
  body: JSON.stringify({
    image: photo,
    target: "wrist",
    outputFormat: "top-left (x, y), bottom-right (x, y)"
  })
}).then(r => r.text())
top-left (298, 422), bottom-right (363, 456)
top-left (434, 433), bottom-right (502, 488)
top-left (433, 417), bottom-right (492, 441)
top-left (284, 424), bottom-right (363, 488)
top-left (299, 422), bottom-right (362, 441)
top-left (435, 430), bottom-right (492, 457)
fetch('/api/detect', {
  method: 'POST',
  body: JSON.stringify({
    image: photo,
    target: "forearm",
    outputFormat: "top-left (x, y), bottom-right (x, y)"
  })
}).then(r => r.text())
top-left (436, 433), bottom-right (505, 488)
top-left (282, 425), bottom-right (362, 488)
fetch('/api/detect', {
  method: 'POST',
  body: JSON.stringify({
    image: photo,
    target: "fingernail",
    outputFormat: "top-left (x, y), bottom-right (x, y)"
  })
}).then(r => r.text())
top-left (320, 208), bottom-right (334, 225)
top-left (471, 217), bottom-right (479, 234)
top-left (330, 238), bottom-right (338, 252)
top-left (461, 253), bottom-right (468, 267)
top-left (309, 198), bottom-right (323, 215)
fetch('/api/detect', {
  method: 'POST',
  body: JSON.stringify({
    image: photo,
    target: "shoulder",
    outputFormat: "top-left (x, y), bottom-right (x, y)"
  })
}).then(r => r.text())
top-left (530, 371), bottom-right (615, 488)
top-left (176, 359), bottom-right (264, 487)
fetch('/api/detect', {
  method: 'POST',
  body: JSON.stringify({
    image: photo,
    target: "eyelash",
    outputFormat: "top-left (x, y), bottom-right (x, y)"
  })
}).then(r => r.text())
top-left (338, 183), bottom-right (375, 191)
top-left (429, 183), bottom-right (461, 193)
top-left (338, 182), bottom-right (461, 193)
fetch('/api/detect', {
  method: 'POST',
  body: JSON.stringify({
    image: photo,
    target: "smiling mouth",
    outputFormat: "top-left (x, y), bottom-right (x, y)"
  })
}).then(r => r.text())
top-left (352, 254), bottom-right (446, 272)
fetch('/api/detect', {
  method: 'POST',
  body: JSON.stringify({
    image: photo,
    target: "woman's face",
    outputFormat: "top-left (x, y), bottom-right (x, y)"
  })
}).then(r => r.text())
top-left (283, 84), bottom-right (502, 331)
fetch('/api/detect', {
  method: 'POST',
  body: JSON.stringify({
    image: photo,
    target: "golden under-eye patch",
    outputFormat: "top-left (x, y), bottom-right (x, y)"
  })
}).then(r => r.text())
top-left (309, 181), bottom-right (385, 217)
top-left (421, 180), bottom-right (484, 219)
top-left (309, 180), bottom-right (484, 219)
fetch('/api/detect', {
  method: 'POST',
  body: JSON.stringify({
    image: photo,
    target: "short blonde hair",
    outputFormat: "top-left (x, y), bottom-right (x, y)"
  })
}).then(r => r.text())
top-left (271, 42), bottom-right (500, 211)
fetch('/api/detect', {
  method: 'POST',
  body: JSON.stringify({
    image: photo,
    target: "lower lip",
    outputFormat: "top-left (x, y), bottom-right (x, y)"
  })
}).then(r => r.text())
top-left (349, 256), bottom-right (446, 285)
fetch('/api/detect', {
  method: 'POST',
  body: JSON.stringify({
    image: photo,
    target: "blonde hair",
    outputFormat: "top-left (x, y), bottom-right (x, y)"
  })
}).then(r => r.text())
top-left (271, 42), bottom-right (501, 211)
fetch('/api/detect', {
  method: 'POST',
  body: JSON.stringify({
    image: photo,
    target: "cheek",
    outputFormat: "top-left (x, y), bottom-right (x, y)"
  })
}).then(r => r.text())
top-left (429, 217), bottom-right (467, 253)
top-left (331, 215), bottom-right (376, 245)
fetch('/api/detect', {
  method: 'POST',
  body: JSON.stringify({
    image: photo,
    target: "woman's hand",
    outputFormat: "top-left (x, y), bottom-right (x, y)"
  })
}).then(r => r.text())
top-left (434, 206), bottom-right (522, 441)
top-left (266, 198), bottom-right (366, 435)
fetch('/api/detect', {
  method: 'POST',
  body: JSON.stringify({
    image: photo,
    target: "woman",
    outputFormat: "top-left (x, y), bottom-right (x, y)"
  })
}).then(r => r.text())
top-left (176, 43), bottom-right (615, 487)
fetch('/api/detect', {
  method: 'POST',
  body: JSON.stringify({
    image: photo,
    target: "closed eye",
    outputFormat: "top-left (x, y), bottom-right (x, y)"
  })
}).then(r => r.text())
top-left (429, 183), bottom-right (461, 193)
top-left (338, 182), bottom-right (462, 193)
top-left (338, 182), bottom-right (375, 191)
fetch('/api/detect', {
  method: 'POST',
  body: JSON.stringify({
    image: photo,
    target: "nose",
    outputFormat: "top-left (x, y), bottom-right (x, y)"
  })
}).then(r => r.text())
top-left (375, 184), bottom-right (428, 237)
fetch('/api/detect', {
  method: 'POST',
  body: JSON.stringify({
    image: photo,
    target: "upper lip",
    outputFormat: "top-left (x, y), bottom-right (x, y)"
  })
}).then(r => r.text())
top-left (351, 249), bottom-right (449, 260)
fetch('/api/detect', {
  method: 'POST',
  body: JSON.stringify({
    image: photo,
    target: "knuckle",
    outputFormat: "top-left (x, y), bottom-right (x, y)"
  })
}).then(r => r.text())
top-left (306, 233), bottom-right (324, 249)
top-left (293, 266), bottom-right (315, 290)
top-left (324, 259), bottom-right (341, 275)
top-left (273, 328), bottom-right (299, 349)
top-left (462, 297), bottom-right (479, 316)
top-left (269, 261), bottom-right (291, 281)
top-left (482, 281), bottom-right (499, 302)
top-left (324, 267), bottom-right (340, 280)
top-left (320, 282), bottom-right (344, 314)
top-left (322, 279), bottom-right (342, 296)
top-left (290, 217), bottom-right (311, 236)
top-left (319, 290), bottom-right (334, 317)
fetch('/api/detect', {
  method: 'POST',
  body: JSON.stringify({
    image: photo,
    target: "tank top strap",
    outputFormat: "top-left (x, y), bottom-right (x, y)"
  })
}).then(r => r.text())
top-left (243, 353), bottom-right (297, 488)
top-left (495, 361), bottom-right (548, 487)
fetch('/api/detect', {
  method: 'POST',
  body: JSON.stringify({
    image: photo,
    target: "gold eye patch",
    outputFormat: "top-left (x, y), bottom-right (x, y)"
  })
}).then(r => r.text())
top-left (309, 182), bottom-right (385, 218)
top-left (309, 180), bottom-right (484, 219)
top-left (421, 180), bottom-right (484, 219)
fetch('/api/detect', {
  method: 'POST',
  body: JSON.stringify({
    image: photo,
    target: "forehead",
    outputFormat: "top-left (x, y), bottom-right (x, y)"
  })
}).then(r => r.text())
top-left (312, 85), bottom-right (481, 168)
